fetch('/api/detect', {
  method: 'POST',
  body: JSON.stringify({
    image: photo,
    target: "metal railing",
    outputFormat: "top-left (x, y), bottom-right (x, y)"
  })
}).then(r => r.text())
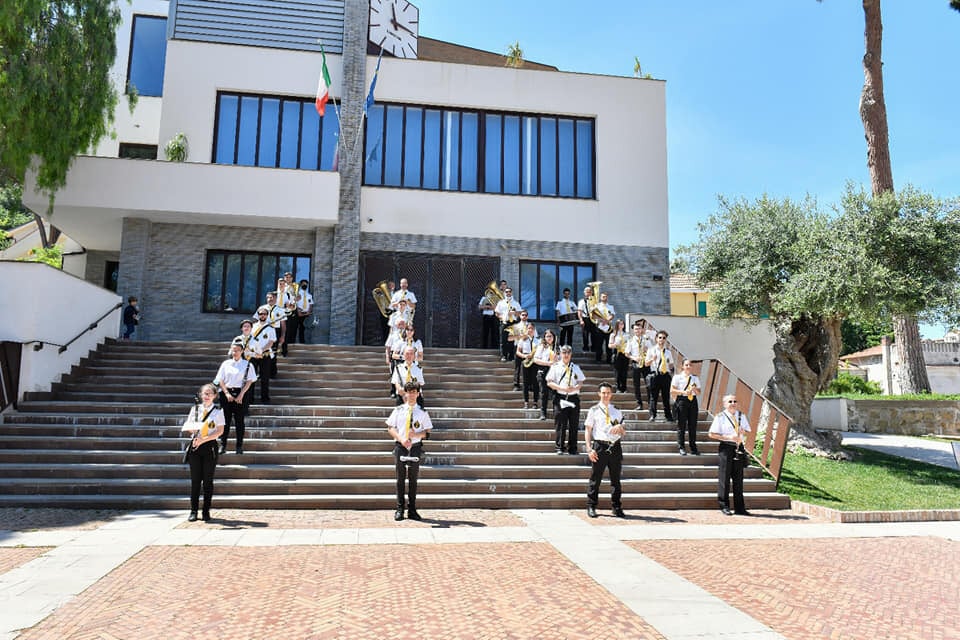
top-left (30, 302), bottom-right (123, 354)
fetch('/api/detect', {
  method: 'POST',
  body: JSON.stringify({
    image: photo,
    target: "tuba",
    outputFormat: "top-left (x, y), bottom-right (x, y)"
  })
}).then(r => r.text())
top-left (586, 280), bottom-right (603, 321)
top-left (371, 280), bottom-right (392, 318)
top-left (483, 280), bottom-right (505, 308)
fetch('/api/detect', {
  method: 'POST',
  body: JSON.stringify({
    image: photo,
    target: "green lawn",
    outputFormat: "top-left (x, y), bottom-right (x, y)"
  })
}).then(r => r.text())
top-left (776, 446), bottom-right (960, 511)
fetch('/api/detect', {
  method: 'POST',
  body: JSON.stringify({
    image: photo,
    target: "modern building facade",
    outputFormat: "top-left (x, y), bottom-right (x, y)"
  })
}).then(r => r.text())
top-left (23, 0), bottom-right (670, 347)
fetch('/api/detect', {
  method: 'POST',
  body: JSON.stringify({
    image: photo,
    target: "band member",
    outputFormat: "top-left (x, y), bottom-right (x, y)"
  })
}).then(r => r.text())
top-left (584, 382), bottom-right (627, 518)
top-left (384, 317), bottom-right (407, 397)
top-left (645, 330), bottom-right (674, 422)
top-left (389, 298), bottom-right (413, 334)
top-left (608, 319), bottom-right (630, 393)
top-left (478, 291), bottom-right (498, 349)
top-left (509, 310), bottom-right (537, 391)
top-left (555, 288), bottom-right (577, 347)
top-left (670, 359), bottom-right (701, 456)
top-left (214, 343), bottom-right (257, 455)
top-left (263, 291), bottom-right (286, 373)
top-left (495, 287), bottom-right (523, 361)
top-left (708, 395), bottom-right (752, 516)
top-left (592, 292), bottom-right (615, 363)
top-left (391, 345), bottom-right (425, 408)
top-left (380, 280), bottom-right (396, 343)
top-left (294, 279), bottom-right (313, 344)
top-left (533, 329), bottom-right (560, 421)
top-left (182, 383), bottom-right (224, 522)
top-left (391, 325), bottom-right (424, 364)
top-left (515, 322), bottom-right (539, 409)
top-left (635, 318), bottom-right (657, 349)
top-left (390, 278), bottom-right (417, 315)
top-left (386, 381), bottom-right (433, 521)
top-left (250, 306), bottom-right (277, 404)
top-left (546, 345), bottom-right (586, 455)
top-left (577, 285), bottom-right (595, 353)
top-left (625, 322), bottom-right (650, 410)
top-left (278, 273), bottom-right (298, 354)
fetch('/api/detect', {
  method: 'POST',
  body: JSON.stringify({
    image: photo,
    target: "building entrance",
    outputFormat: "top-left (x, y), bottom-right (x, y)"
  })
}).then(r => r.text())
top-left (358, 252), bottom-right (499, 348)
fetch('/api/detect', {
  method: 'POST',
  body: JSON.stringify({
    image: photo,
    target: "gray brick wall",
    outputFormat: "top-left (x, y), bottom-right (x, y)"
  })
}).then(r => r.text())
top-left (117, 218), bottom-right (152, 339)
top-left (328, 0), bottom-right (368, 345)
top-left (311, 227), bottom-right (335, 343)
top-left (83, 250), bottom-right (119, 288)
top-left (360, 232), bottom-right (670, 316)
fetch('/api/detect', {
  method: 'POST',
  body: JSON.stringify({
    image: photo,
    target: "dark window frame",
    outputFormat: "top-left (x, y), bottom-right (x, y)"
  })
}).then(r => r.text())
top-left (518, 259), bottom-right (597, 322)
top-left (118, 143), bottom-right (158, 160)
top-left (202, 250), bottom-right (312, 314)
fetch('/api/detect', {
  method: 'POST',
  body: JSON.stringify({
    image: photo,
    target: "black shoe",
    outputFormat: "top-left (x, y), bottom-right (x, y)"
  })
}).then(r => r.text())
top-left (201, 511), bottom-right (210, 522)
top-left (612, 507), bottom-right (626, 518)
top-left (261, 398), bottom-right (271, 405)
top-left (721, 507), bottom-right (733, 516)
top-left (236, 447), bottom-right (243, 455)
top-left (408, 510), bottom-right (422, 521)
top-left (678, 447), bottom-right (687, 456)
top-left (568, 449), bottom-right (578, 455)
top-left (735, 509), bottom-right (751, 516)
top-left (587, 505), bottom-right (597, 518)
top-left (394, 508), bottom-right (404, 521)
top-left (187, 512), bottom-right (198, 522)
top-left (218, 444), bottom-right (226, 455)
top-left (690, 448), bottom-right (701, 456)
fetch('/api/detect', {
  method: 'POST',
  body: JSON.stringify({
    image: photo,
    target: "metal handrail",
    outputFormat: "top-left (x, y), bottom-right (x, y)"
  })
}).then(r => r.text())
top-left (27, 302), bottom-right (123, 354)
top-left (643, 320), bottom-right (793, 486)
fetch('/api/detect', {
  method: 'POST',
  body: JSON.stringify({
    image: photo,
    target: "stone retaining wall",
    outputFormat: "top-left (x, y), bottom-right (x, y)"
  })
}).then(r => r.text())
top-left (812, 398), bottom-right (960, 436)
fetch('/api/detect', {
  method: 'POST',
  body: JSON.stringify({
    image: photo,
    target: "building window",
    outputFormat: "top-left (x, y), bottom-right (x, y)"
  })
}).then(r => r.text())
top-left (203, 251), bottom-right (311, 314)
top-left (126, 15), bottom-right (167, 97)
top-left (212, 92), bottom-right (340, 170)
top-left (518, 261), bottom-right (596, 321)
top-left (119, 143), bottom-right (158, 160)
top-left (364, 103), bottom-right (595, 198)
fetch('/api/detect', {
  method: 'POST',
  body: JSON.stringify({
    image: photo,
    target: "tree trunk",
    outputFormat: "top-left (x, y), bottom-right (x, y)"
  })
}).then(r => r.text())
top-left (859, 0), bottom-right (931, 393)
top-left (763, 315), bottom-right (844, 454)
top-left (33, 213), bottom-right (49, 249)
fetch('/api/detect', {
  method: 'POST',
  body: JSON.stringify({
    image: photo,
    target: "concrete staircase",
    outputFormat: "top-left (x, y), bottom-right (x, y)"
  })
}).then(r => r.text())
top-left (0, 340), bottom-right (791, 510)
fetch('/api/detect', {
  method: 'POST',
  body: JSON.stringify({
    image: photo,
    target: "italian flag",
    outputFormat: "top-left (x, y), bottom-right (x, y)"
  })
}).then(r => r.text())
top-left (315, 45), bottom-right (332, 116)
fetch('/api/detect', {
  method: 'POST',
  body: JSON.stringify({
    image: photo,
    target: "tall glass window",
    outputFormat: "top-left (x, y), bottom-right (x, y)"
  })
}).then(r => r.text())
top-left (204, 251), bottom-right (311, 314)
top-left (363, 103), bottom-right (595, 198)
top-left (518, 261), bottom-right (596, 322)
top-left (126, 15), bottom-right (167, 97)
top-left (213, 92), bottom-right (339, 170)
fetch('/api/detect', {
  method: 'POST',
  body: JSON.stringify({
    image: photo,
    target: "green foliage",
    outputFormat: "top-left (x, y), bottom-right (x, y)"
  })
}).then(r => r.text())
top-left (505, 41), bottom-right (523, 68)
top-left (840, 316), bottom-right (891, 355)
top-left (18, 243), bottom-right (61, 268)
top-left (164, 133), bottom-right (188, 162)
top-left (633, 56), bottom-right (653, 79)
top-left (0, 1), bottom-right (123, 196)
top-left (822, 372), bottom-right (881, 395)
top-left (816, 392), bottom-right (960, 400)
top-left (777, 446), bottom-right (960, 511)
top-left (0, 179), bottom-right (32, 250)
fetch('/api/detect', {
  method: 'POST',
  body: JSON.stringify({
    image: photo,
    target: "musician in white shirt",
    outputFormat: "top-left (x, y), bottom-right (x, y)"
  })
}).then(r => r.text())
top-left (389, 278), bottom-right (418, 313)
top-left (592, 292), bottom-right (615, 363)
top-left (494, 287), bottom-right (523, 361)
top-left (625, 322), bottom-right (650, 411)
top-left (546, 346), bottom-right (586, 455)
top-left (533, 329), bottom-right (560, 421)
top-left (555, 288), bottom-right (577, 347)
top-left (576, 285), bottom-right (595, 353)
top-left (391, 346), bottom-right (425, 407)
top-left (386, 381), bottom-right (433, 521)
top-left (584, 382), bottom-right (627, 518)
top-left (708, 395), bottom-right (752, 516)
top-left (213, 344), bottom-right (258, 455)
top-left (515, 322), bottom-right (539, 409)
top-left (293, 279), bottom-right (314, 343)
top-left (384, 318), bottom-right (407, 398)
top-left (670, 359), bottom-right (701, 456)
top-left (250, 307), bottom-right (277, 404)
top-left (391, 325), bottom-right (424, 364)
top-left (644, 330), bottom-right (675, 422)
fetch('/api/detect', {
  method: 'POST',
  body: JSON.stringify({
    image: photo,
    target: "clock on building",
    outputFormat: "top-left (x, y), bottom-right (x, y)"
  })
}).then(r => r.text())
top-left (369, 0), bottom-right (418, 59)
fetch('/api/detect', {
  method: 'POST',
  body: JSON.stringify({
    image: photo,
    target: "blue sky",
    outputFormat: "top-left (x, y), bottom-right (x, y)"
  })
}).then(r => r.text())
top-left (412, 0), bottom-right (960, 335)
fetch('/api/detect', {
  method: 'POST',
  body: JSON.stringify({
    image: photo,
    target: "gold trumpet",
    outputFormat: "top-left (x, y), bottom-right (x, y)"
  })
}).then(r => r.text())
top-left (371, 280), bottom-right (392, 318)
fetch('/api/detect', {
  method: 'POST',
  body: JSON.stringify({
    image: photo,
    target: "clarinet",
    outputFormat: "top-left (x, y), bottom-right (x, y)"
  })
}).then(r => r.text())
top-left (182, 394), bottom-right (201, 464)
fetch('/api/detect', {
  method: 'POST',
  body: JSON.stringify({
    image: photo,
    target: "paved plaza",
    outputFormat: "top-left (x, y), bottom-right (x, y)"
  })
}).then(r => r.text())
top-left (1, 507), bottom-right (958, 639)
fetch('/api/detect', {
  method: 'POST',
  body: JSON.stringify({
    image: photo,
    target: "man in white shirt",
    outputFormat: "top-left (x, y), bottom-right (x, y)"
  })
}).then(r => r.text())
top-left (494, 286), bottom-right (523, 361)
top-left (390, 278), bottom-right (418, 314)
top-left (592, 292), bottom-right (615, 363)
top-left (577, 285), bottom-right (595, 354)
top-left (263, 291), bottom-right (286, 369)
top-left (386, 382), bottom-right (433, 521)
top-left (391, 346), bottom-right (425, 407)
top-left (213, 343), bottom-right (258, 455)
top-left (294, 279), bottom-right (314, 343)
top-left (546, 345), bottom-right (586, 455)
top-left (644, 330), bottom-right (675, 422)
top-left (625, 322), bottom-right (650, 411)
top-left (478, 290), bottom-right (498, 350)
top-left (250, 306), bottom-right (277, 404)
top-left (555, 288), bottom-right (578, 347)
top-left (584, 382), bottom-right (627, 518)
top-left (708, 394), bottom-right (752, 516)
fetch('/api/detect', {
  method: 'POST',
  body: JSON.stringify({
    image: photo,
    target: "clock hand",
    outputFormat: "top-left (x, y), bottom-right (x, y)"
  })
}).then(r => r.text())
top-left (390, 3), bottom-right (398, 30)
top-left (395, 21), bottom-right (415, 36)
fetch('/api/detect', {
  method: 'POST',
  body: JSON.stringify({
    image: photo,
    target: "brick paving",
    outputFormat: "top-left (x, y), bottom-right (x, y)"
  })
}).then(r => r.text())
top-left (575, 506), bottom-right (827, 526)
top-left (18, 543), bottom-right (664, 640)
top-left (0, 547), bottom-right (50, 575)
top-left (629, 536), bottom-right (960, 640)
top-left (0, 508), bottom-right (123, 532)
top-left (175, 508), bottom-right (526, 529)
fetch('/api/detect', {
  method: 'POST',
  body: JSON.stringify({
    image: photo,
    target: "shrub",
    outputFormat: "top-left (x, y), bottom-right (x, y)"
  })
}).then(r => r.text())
top-left (823, 372), bottom-right (881, 396)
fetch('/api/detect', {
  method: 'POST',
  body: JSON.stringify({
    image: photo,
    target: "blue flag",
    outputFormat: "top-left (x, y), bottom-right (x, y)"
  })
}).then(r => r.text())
top-left (365, 51), bottom-right (383, 115)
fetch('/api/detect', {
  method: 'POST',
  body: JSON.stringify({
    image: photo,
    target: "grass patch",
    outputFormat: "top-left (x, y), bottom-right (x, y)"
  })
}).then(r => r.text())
top-left (777, 446), bottom-right (960, 511)
top-left (815, 393), bottom-right (960, 401)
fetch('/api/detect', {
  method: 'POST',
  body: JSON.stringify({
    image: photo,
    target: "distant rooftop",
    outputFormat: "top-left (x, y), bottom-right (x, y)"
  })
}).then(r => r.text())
top-left (670, 273), bottom-right (717, 291)
top-left (416, 36), bottom-right (558, 71)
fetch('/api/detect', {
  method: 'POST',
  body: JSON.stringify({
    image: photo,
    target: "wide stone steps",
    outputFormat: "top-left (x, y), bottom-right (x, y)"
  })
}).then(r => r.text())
top-left (0, 339), bottom-right (791, 510)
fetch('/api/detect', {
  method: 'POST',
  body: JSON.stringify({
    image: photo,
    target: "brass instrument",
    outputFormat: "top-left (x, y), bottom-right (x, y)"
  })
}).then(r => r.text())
top-left (483, 280), bottom-right (505, 309)
top-left (372, 280), bottom-right (392, 318)
top-left (522, 337), bottom-right (538, 368)
top-left (585, 280), bottom-right (602, 320)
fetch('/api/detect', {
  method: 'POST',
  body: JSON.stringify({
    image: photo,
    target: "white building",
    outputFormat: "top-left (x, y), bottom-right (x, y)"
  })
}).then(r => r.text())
top-left (22, 0), bottom-right (669, 346)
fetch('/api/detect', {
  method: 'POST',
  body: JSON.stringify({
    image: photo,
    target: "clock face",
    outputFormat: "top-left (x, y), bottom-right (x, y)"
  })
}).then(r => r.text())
top-left (369, 0), bottom-right (418, 59)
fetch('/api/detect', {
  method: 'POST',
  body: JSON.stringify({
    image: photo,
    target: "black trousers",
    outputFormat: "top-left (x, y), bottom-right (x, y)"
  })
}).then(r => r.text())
top-left (513, 356), bottom-right (522, 387)
top-left (593, 329), bottom-right (611, 362)
top-left (219, 389), bottom-right (247, 450)
top-left (394, 441), bottom-right (424, 509)
top-left (675, 397), bottom-right (699, 450)
top-left (581, 319), bottom-right (594, 350)
top-left (286, 314), bottom-right (302, 345)
top-left (500, 321), bottom-right (517, 359)
top-left (521, 362), bottom-right (539, 403)
top-left (252, 358), bottom-right (270, 402)
top-left (587, 440), bottom-right (623, 508)
top-left (482, 314), bottom-right (498, 349)
top-left (613, 353), bottom-right (629, 391)
top-left (632, 365), bottom-right (650, 407)
top-left (554, 394), bottom-right (581, 454)
top-left (717, 442), bottom-right (746, 512)
top-left (537, 366), bottom-right (552, 416)
top-left (188, 440), bottom-right (217, 513)
top-left (648, 372), bottom-right (673, 420)
top-left (558, 323), bottom-right (574, 347)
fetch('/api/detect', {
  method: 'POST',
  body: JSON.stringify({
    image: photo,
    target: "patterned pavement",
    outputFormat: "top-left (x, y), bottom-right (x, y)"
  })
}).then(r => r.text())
top-left (3, 508), bottom-right (960, 640)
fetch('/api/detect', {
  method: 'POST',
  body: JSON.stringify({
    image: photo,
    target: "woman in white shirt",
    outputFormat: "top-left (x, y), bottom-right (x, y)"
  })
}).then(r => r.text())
top-left (182, 383), bottom-right (225, 522)
top-left (670, 359), bottom-right (701, 455)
